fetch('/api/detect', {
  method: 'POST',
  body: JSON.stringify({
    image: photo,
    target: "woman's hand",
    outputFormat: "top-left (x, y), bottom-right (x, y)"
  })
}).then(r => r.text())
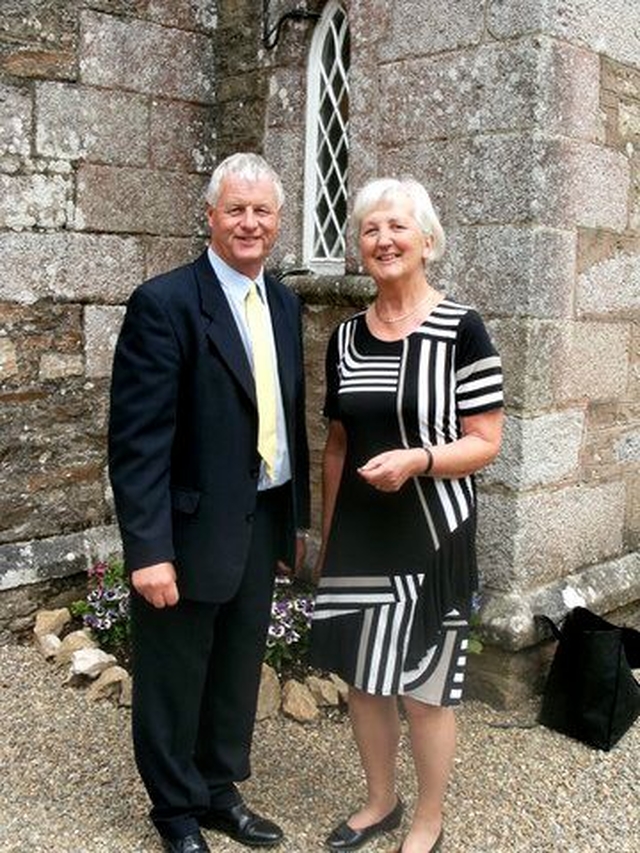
top-left (358, 448), bottom-right (429, 492)
top-left (131, 561), bottom-right (179, 608)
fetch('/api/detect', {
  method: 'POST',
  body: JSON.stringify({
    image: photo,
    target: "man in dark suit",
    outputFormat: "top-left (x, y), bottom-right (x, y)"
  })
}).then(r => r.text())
top-left (109, 153), bottom-right (310, 853)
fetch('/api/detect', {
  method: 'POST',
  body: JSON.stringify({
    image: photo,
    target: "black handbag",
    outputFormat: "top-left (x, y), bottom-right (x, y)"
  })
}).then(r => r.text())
top-left (538, 606), bottom-right (640, 751)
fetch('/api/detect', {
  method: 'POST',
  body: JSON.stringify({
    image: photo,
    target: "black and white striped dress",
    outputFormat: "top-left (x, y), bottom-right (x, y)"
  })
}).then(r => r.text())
top-left (310, 299), bottom-right (504, 706)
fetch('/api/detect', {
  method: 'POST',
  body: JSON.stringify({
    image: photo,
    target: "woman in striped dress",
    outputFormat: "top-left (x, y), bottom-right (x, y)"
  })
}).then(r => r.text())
top-left (311, 178), bottom-right (504, 853)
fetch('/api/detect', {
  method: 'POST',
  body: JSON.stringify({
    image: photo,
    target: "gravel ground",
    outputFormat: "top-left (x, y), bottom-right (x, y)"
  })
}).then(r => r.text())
top-left (1, 642), bottom-right (638, 853)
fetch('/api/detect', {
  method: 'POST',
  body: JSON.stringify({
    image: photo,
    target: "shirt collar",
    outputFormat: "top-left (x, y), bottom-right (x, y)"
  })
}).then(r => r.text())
top-left (207, 246), bottom-right (265, 298)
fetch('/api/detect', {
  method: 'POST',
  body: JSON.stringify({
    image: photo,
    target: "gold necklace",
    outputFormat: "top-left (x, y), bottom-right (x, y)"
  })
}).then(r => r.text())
top-left (374, 291), bottom-right (434, 324)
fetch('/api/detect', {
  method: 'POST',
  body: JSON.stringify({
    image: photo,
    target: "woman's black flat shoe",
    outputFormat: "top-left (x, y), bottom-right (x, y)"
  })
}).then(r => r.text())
top-left (325, 798), bottom-right (404, 851)
top-left (395, 827), bottom-right (444, 853)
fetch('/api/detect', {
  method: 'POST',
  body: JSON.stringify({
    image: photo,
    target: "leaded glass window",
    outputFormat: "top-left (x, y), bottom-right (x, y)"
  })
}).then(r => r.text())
top-left (304, 1), bottom-right (350, 273)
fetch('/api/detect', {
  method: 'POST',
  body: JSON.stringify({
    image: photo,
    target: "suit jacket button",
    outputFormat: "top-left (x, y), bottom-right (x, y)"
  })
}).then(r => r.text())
top-left (250, 468), bottom-right (260, 479)
top-left (246, 512), bottom-right (254, 522)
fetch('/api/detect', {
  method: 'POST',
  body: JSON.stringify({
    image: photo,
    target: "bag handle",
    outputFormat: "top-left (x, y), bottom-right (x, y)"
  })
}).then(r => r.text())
top-left (536, 610), bottom-right (640, 666)
top-left (535, 614), bottom-right (562, 641)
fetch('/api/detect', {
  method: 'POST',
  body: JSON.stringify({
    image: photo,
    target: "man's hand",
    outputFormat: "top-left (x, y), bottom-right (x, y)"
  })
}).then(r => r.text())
top-left (131, 562), bottom-right (179, 608)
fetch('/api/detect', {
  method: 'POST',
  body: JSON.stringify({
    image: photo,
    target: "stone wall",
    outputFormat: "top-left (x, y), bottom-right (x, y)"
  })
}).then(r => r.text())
top-left (0, 1), bottom-right (216, 639)
top-left (260, 0), bottom-right (640, 702)
top-left (1, 0), bottom-right (638, 706)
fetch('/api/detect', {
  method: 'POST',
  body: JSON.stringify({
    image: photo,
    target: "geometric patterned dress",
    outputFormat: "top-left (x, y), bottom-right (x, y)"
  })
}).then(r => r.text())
top-left (310, 300), bottom-right (504, 706)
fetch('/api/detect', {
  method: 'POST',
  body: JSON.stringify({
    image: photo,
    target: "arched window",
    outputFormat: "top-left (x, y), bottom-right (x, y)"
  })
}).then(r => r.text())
top-left (304, 1), bottom-right (350, 274)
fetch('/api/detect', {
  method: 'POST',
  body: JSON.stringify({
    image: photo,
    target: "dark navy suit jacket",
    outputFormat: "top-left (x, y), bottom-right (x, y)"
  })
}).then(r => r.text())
top-left (108, 250), bottom-right (310, 602)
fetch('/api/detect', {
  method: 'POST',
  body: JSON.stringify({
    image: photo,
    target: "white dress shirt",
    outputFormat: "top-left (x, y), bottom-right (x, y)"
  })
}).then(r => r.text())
top-left (207, 247), bottom-right (291, 490)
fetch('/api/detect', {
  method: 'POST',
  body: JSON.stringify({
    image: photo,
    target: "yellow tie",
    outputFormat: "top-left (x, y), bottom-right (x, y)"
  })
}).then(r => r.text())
top-left (245, 282), bottom-right (278, 478)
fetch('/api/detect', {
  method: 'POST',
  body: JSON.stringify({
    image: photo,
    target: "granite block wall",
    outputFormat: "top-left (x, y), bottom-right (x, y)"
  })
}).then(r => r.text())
top-left (0, 0), bottom-right (638, 708)
top-left (0, 1), bottom-right (215, 638)
top-left (261, 1), bottom-right (640, 685)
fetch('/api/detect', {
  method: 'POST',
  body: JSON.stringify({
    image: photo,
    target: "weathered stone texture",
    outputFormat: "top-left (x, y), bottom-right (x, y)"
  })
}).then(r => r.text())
top-left (631, 153), bottom-right (640, 233)
top-left (479, 481), bottom-right (626, 592)
top-left (480, 552), bottom-right (640, 651)
top-left (0, 390), bottom-right (109, 543)
top-left (79, 11), bottom-right (215, 103)
top-left (582, 402), bottom-right (640, 482)
top-left (267, 69), bottom-right (308, 131)
top-left (213, 0), bottom-right (269, 159)
top-left (0, 300), bottom-right (112, 542)
top-left (0, 337), bottom-right (18, 379)
top-left (378, 44), bottom-right (536, 144)
top-left (489, 318), bottom-right (630, 415)
top-left (450, 226), bottom-right (576, 319)
top-left (0, 174), bottom-right (70, 230)
top-left (145, 0), bottom-right (218, 32)
top-left (601, 57), bottom-right (640, 155)
top-left (629, 322), bottom-right (640, 401)
top-left (577, 239), bottom-right (640, 318)
top-left (84, 306), bottom-right (126, 379)
top-left (0, 4), bottom-right (220, 625)
top-left (379, 0), bottom-right (482, 61)
top-left (465, 639), bottom-right (551, 707)
top-left (0, 0), bottom-right (79, 81)
top-left (0, 524), bottom-right (120, 592)
top-left (1, 47), bottom-right (76, 81)
top-left (36, 82), bottom-right (149, 166)
top-left (143, 236), bottom-right (206, 280)
top-left (216, 78), bottom-right (268, 159)
top-left (378, 39), bottom-right (599, 145)
top-left (0, 573), bottom-right (86, 644)
top-left (1, 233), bottom-right (143, 304)
top-left (457, 137), bottom-right (629, 230)
top-left (627, 475), bottom-right (640, 551)
top-left (485, 410), bottom-right (585, 490)
top-left (377, 138), bottom-right (457, 233)
top-left (150, 100), bottom-right (215, 174)
top-left (488, 0), bottom-right (640, 68)
top-left (264, 127), bottom-right (307, 270)
top-left (555, 321), bottom-right (630, 404)
top-left (0, 301), bottom-right (83, 387)
top-left (0, 83), bottom-right (32, 167)
top-left (540, 40), bottom-right (600, 141)
top-left (39, 352), bottom-right (84, 380)
top-left (75, 164), bottom-right (207, 236)
top-left (346, 0), bottom-right (387, 268)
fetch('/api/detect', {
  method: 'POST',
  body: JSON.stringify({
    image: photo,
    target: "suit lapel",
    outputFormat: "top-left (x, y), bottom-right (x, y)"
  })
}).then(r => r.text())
top-left (193, 252), bottom-right (256, 406)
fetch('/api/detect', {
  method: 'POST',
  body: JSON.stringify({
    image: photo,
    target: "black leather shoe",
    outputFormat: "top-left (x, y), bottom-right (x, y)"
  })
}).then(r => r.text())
top-left (396, 827), bottom-right (444, 853)
top-left (201, 802), bottom-right (284, 847)
top-left (161, 831), bottom-right (211, 853)
top-left (325, 798), bottom-right (403, 850)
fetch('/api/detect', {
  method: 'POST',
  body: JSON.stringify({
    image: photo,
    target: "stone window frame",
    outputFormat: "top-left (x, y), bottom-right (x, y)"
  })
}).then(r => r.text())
top-left (303, 0), bottom-right (350, 274)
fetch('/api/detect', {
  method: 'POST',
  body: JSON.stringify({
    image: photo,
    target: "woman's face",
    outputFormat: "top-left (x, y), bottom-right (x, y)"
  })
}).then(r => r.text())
top-left (359, 195), bottom-right (432, 285)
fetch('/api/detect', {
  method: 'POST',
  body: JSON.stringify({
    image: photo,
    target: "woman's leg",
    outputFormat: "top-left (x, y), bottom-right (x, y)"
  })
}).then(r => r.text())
top-left (344, 686), bottom-right (401, 828)
top-left (399, 697), bottom-right (455, 852)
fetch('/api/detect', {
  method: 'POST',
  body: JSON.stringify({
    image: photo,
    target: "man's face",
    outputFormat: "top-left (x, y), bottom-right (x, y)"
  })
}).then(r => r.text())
top-left (207, 174), bottom-right (281, 279)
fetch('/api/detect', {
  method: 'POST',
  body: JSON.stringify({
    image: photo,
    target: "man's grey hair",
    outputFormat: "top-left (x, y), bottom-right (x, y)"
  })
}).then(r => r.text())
top-left (205, 152), bottom-right (285, 210)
